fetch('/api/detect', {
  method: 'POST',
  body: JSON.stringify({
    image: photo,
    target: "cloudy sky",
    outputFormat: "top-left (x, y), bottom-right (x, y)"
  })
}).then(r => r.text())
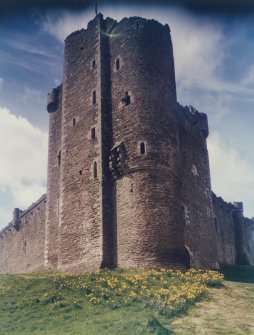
top-left (0, 1), bottom-right (253, 229)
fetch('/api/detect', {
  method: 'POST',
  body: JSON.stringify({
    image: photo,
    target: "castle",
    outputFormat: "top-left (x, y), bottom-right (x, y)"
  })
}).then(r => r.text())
top-left (0, 14), bottom-right (253, 273)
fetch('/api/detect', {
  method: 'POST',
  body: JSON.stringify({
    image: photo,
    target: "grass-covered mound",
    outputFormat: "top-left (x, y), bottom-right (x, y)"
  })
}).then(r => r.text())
top-left (0, 269), bottom-right (223, 335)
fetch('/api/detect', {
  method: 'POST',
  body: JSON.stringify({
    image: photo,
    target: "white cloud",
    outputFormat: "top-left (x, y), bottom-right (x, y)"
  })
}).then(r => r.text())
top-left (241, 65), bottom-right (254, 87)
top-left (208, 133), bottom-right (254, 218)
top-left (54, 78), bottom-right (61, 86)
top-left (22, 87), bottom-right (44, 104)
top-left (41, 11), bottom-right (94, 42)
top-left (0, 207), bottom-right (12, 227)
top-left (0, 107), bottom-right (48, 211)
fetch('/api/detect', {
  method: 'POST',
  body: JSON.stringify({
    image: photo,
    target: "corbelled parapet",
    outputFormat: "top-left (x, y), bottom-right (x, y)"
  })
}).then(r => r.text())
top-left (47, 87), bottom-right (59, 113)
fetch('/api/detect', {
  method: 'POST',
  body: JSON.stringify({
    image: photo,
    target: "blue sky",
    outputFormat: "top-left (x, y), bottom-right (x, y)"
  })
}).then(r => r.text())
top-left (0, 2), bottom-right (254, 229)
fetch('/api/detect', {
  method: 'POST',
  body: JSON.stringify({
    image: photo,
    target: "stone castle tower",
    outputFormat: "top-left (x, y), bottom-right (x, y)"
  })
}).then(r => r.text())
top-left (1, 14), bottom-right (253, 274)
top-left (45, 14), bottom-right (218, 271)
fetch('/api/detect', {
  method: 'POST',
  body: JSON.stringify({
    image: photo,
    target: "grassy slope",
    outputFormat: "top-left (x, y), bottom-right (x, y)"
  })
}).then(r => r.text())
top-left (171, 281), bottom-right (254, 334)
top-left (0, 267), bottom-right (253, 335)
top-left (171, 265), bottom-right (254, 334)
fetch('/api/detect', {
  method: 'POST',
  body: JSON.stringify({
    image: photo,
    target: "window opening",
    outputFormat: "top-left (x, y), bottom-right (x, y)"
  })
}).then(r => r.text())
top-left (91, 127), bottom-right (96, 139)
top-left (116, 58), bottom-right (120, 71)
top-left (57, 150), bottom-right (61, 167)
top-left (140, 142), bottom-right (146, 155)
top-left (92, 90), bottom-right (96, 105)
top-left (121, 91), bottom-right (131, 106)
top-left (93, 161), bottom-right (97, 179)
top-left (92, 59), bottom-right (96, 68)
top-left (79, 170), bottom-right (83, 176)
top-left (73, 118), bottom-right (76, 126)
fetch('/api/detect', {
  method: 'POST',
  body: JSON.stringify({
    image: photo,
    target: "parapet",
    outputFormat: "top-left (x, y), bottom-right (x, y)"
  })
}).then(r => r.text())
top-left (178, 104), bottom-right (209, 139)
top-left (233, 202), bottom-right (244, 213)
top-left (47, 87), bottom-right (60, 113)
top-left (212, 192), bottom-right (234, 212)
top-left (0, 194), bottom-right (47, 238)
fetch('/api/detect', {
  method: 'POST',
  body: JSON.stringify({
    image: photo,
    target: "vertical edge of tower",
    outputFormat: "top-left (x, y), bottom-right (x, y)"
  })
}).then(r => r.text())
top-left (45, 86), bottom-right (62, 269)
top-left (98, 16), bottom-right (118, 268)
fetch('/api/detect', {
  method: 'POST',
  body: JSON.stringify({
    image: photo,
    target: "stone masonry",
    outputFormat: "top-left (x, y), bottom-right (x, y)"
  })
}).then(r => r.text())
top-left (0, 14), bottom-right (253, 273)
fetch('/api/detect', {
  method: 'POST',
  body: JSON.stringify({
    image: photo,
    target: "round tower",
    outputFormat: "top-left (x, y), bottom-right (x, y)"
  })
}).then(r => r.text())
top-left (110, 17), bottom-right (186, 268)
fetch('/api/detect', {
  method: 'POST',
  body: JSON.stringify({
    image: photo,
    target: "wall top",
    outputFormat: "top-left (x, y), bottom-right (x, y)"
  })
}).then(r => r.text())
top-left (65, 14), bottom-right (172, 43)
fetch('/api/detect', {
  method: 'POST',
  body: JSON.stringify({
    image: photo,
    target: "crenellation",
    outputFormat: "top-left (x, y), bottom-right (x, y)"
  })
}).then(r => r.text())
top-left (0, 14), bottom-right (253, 274)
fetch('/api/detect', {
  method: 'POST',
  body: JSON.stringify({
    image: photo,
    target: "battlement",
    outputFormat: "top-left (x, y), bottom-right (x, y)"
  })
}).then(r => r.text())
top-left (178, 104), bottom-right (209, 140)
top-left (212, 192), bottom-right (249, 218)
top-left (0, 194), bottom-right (46, 238)
top-left (212, 192), bottom-right (234, 212)
top-left (111, 15), bottom-right (170, 32)
top-left (47, 86), bottom-right (61, 113)
top-left (64, 14), bottom-right (170, 44)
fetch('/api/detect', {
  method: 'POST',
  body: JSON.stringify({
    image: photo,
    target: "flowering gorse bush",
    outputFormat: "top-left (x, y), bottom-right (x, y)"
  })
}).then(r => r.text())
top-left (51, 268), bottom-right (223, 317)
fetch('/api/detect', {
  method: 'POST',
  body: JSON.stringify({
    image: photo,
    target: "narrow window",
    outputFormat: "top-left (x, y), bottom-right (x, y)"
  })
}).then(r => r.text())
top-left (116, 58), bottom-right (120, 71)
top-left (136, 22), bottom-right (140, 29)
top-left (57, 150), bottom-right (61, 167)
top-left (92, 59), bottom-right (96, 68)
top-left (73, 118), bottom-right (76, 126)
top-left (92, 90), bottom-right (96, 105)
top-left (140, 142), bottom-right (146, 155)
top-left (79, 170), bottom-right (83, 176)
top-left (121, 91), bottom-right (131, 106)
top-left (93, 161), bottom-right (97, 179)
top-left (91, 127), bottom-right (96, 139)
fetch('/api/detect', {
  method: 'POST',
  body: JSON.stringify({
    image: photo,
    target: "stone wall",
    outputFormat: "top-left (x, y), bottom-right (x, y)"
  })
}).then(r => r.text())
top-left (178, 105), bottom-right (218, 269)
top-left (212, 193), bottom-right (254, 266)
top-left (241, 217), bottom-right (254, 265)
top-left (0, 195), bottom-right (46, 274)
top-left (110, 17), bottom-right (186, 268)
top-left (212, 193), bottom-right (236, 264)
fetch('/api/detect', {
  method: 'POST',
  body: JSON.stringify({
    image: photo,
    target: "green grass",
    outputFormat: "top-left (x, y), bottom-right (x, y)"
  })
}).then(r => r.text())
top-left (170, 265), bottom-right (254, 334)
top-left (1, 266), bottom-right (253, 335)
top-left (0, 268), bottom-right (222, 335)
